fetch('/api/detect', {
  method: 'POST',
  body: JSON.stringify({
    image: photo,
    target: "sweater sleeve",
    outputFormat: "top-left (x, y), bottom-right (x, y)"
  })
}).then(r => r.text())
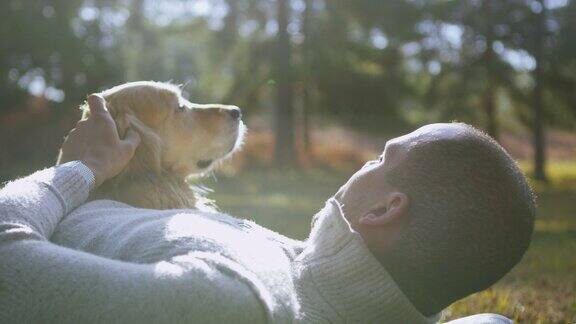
top-left (0, 164), bottom-right (268, 323)
top-left (0, 161), bottom-right (93, 242)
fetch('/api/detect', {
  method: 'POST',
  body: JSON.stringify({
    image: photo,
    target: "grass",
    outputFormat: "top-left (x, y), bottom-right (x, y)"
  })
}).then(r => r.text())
top-left (206, 161), bottom-right (576, 323)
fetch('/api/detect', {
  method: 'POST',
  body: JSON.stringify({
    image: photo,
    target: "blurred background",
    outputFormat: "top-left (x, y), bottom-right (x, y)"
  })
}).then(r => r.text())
top-left (0, 0), bottom-right (574, 322)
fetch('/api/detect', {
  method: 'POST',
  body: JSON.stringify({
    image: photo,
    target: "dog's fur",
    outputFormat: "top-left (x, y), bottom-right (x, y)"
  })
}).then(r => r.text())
top-left (59, 81), bottom-right (245, 210)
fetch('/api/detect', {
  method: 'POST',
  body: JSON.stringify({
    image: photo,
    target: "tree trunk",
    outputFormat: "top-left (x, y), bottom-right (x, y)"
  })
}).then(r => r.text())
top-left (482, 0), bottom-right (498, 140)
top-left (532, 0), bottom-right (547, 182)
top-left (126, 0), bottom-right (145, 81)
top-left (274, 0), bottom-right (296, 168)
top-left (220, 0), bottom-right (239, 47)
top-left (301, 0), bottom-right (313, 155)
top-left (484, 62), bottom-right (498, 140)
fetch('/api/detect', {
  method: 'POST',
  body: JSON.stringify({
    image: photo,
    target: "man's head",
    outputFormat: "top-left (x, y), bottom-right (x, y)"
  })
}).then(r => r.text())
top-left (335, 123), bottom-right (535, 315)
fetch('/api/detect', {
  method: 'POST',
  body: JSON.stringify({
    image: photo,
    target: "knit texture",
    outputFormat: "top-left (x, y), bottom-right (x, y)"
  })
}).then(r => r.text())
top-left (294, 199), bottom-right (439, 323)
top-left (0, 163), bottom-right (438, 323)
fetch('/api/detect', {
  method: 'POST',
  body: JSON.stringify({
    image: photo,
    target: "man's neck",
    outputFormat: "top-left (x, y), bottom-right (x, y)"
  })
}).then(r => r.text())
top-left (379, 254), bottom-right (449, 316)
top-left (294, 199), bottom-right (436, 323)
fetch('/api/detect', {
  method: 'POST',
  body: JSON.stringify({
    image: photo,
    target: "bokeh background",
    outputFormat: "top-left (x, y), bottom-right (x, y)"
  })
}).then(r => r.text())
top-left (1, 0), bottom-right (575, 322)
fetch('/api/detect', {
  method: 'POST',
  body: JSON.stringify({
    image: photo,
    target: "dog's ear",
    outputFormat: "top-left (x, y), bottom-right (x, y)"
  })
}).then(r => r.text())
top-left (104, 99), bottom-right (164, 176)
top-left (82, 97), bottom-right (164, 176)
top-left (79, 98), bottom-right (130, 138)
top-left (62, 96), bottom-right (164, 180)
top-left (122, 113), bottom-right (163, 174)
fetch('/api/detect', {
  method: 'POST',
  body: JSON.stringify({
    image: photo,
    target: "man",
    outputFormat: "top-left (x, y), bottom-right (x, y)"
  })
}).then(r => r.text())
top-left (0, 95), bottom-right (533, 323)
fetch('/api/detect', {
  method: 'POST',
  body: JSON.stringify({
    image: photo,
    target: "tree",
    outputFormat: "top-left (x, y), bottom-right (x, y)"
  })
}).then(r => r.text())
top-left (274, 0), bottom-right (296, 168)
top-left (125, 0), bottom-right (145, 80)
top-left (481, 0), bottom-right (499, 139)
top-left (423, 0), bottom-right (536, 141)
top-left (300, 0), bottom-right (314, 156)
top-left (0, 0), bottom-right (124, 180)
top-left (532, 0), bottom-right (547, 182)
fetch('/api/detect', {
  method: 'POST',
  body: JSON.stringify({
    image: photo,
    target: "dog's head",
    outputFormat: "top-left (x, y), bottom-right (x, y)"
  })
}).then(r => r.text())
top-left (81, 81), bottom-right (245, 178)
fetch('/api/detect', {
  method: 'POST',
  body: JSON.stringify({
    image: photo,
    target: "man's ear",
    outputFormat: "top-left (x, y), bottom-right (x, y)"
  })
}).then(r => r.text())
top-left (359, 192), bottom-right (409, 226)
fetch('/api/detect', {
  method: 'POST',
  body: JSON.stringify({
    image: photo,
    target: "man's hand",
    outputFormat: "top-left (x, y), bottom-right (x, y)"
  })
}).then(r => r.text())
top-left (58, 94), bottom-right (141, 187)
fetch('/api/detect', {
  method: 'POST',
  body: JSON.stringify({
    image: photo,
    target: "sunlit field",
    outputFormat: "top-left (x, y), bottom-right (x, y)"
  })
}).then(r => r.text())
top-left (207, 161), bottom-right (576, 323)
top-left (2, 1), bottom-right (576, 322)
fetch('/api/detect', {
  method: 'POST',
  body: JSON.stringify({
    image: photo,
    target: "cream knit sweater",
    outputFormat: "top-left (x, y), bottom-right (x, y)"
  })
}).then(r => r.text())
top-left (0, 162), bottom-right (437, 323)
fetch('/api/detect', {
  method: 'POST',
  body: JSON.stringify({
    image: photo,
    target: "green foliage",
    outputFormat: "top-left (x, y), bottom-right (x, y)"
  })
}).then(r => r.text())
top-left (1, 0), bottom-right (575, 116)
top-left (0, 0), bottom-right (125, 106)
top-left (1, 0), bottom-right (575, 133)
top-left (0, 1), bottom-right (573, 170)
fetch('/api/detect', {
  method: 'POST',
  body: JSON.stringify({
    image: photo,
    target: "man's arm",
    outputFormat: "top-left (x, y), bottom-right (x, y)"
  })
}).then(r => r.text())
top-left (0, 95), bottom-right (268, 323)
top-left (0, 93), bottom-right (133, 254)
top-left (0, 163), bottom-right (266, 323)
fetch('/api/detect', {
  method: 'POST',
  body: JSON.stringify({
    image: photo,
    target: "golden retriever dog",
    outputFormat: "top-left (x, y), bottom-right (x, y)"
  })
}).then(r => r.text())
top-left (58, 81), bottom-right (245, 210)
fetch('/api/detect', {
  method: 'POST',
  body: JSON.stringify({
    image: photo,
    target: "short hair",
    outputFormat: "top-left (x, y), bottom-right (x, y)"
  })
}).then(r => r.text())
top-left (382, 123), bottom-right (535, 315)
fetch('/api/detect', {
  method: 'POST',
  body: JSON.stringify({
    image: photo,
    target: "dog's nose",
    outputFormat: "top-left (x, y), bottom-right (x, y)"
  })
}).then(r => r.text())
top-left (227, 107), bottom-right (241, 120)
